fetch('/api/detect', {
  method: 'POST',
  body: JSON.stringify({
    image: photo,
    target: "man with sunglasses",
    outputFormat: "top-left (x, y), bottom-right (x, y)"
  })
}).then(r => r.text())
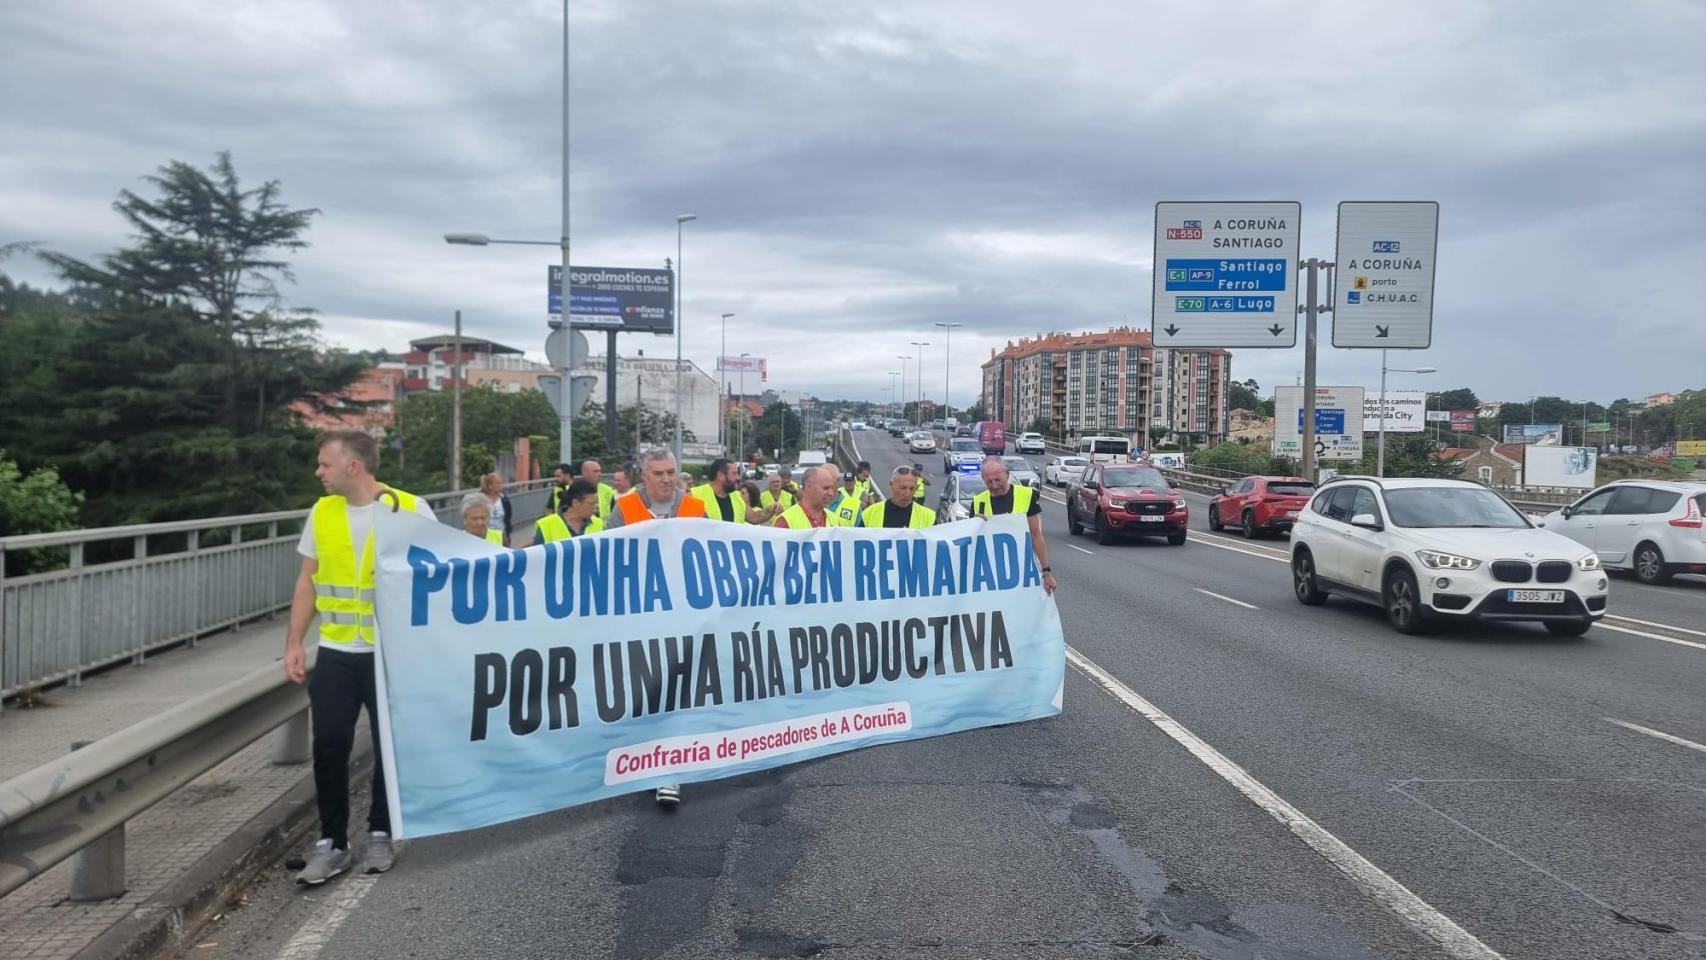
top-left (861, 465), bottom-right (936, 529)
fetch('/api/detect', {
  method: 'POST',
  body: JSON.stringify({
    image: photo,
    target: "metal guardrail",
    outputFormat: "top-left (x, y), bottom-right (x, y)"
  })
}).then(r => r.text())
top-left (0, 648), bottom-right (317, 900)
top-left (0, 480), bottom-right (550, 702)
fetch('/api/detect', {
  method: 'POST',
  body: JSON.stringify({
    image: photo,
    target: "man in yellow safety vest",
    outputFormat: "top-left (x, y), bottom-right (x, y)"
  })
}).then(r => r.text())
top-left (971, 455), bottom-right (1056, 595)
top-left (861, 465), bottom-right (937, 528)
top-left (776, 465), bottom-right (843, 528)
top-left (576, 458), bottom-right (618, 518)
top-left (689, 458), bottom-right (766, 523)
top-left (284, 430), bottom-right (435, 885)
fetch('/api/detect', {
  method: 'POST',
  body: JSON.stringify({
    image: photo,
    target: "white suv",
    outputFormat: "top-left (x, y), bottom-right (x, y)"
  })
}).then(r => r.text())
top-left (1290, 477), bottom-right (1608, 636)
top-left (1538, 480), bottom-right (1706, 585)
top-left (1014, 432), bottom-right (1046, 454)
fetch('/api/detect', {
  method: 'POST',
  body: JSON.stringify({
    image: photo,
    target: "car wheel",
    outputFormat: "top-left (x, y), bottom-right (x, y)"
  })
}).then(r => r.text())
top-left (1067, 503), bottom-right (1083, 537)
top-left (1208, 505), bottom-right (1223, 531)
top-left (1242, 510), bottom-right (1258, 539)
top-left (1384, 567), bottom-right (1425, 635)
top-left (1293, 550), bottom-right (1327, 605)
top-left (1633, 542), bottom-right (1671, 585)
top-left (1167, 531), bottom-right (1187, 546)
top-left (1544, 620), bottom-right (1592, 637)
top-left (1095, 510), bottom-right (1118, 545)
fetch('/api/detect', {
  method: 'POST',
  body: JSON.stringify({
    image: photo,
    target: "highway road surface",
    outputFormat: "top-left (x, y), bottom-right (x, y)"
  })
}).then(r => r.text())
top-left (187, 430), bottom-right (1704, 960)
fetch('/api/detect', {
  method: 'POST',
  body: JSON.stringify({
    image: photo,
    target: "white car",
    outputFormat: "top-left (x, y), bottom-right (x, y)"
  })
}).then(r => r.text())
top-left (1000, 455), bottom-right (1040, 487)
top-left (908, 431), bottom-right (937, 453)
top-left (933, 472), bottom-right (988, 523)
top-left (1290, 477), bottom-right (1608, 636)
top-left (1044, 456), bottom-right (1089, 487)
top-left (1014, 432), bottom-right (1047, 454)
top-left (942, 436), bottom-right (982, 474)
top-left (1538, 480), bottom-right (1706, 585)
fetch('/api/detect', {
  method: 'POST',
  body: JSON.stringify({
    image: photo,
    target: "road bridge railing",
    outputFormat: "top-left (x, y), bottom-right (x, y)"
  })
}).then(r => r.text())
top-left (1, 480), bottom-right (551, 704)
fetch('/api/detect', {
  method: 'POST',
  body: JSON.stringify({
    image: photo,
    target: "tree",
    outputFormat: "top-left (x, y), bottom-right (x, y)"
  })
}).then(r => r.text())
top-left (4, 154), bottom-right (364, 527)
top-left (1227, 378), bottom-right (1272, 416)
top-left (1148, 425), bottom-right (1170, 448)
top-left (1427, 387), bottom-right (1480, 412)
top-left (1024, 417), bottom-right (1053, 438)
top-left (390, 384), bottom-right (560, 490)
top-left (750, 403), bottom-right (803, 461)
top-left (0, 449), bottom-right (83, 575)
top-left (1351, 434), bottom-right (1461, 479)
top-left (960, 403), bottom-right (986, 424)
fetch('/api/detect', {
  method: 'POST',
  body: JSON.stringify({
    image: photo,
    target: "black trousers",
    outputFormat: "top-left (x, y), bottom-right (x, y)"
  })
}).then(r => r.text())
top-left (308, 646), bottom-right (389, 848)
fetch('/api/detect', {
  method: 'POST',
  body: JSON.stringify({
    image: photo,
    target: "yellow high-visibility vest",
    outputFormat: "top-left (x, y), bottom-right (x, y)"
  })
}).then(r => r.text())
top-left (760, 489), bottom-right (795, 511)
top-left (831, 492), bottom-right (862, 527)
top-left (776, 504), bottom-right (816, 529)
top-left (535, 513), bottom-right (605, 543)
top-left (310, 486), bottom-right (420, 648)
top-left (971, 483), bottom-right (1035, 517)
top-left (689, 483), bottom-right (749, 523)
top-left (861, 500), bottom-right (936, 529)
top-left (484, 529), bottom-right (504, 545)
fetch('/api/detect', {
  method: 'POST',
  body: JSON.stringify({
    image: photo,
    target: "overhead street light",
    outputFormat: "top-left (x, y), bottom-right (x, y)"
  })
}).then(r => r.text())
top-left (720, 312), bottom-right (735, 452)
top-left (934, 322), bottom-right (962, 425)
top-left (1377, 353), bottom-right (1438, 477)
top-left (674, 214), bottom-right (697, 465)
top-left (910, 341), bottom-right (930, 426)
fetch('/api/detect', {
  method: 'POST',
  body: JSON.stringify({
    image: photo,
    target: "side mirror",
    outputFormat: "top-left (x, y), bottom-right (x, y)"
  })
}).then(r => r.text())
top-left (1084, 480), bottom-right (1100, 491)
top-left (1351, 513), bottom-right (1384, 531)
top-left (1561, 506), bottom-right (1574, 519)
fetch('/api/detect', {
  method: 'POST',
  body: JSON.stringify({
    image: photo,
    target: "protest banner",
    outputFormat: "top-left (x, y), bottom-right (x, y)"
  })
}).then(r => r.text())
top-left (368, 510), bottom-right (1065, 838)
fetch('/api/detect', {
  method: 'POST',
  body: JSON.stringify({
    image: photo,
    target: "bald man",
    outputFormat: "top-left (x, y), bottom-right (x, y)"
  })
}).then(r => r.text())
top-left (974, 456), bottom-right (1056, 594)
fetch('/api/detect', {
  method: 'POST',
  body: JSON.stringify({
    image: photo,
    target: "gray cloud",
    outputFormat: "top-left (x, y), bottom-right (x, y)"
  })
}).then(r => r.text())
top-left (2, 0), bottom-right (1701, 408)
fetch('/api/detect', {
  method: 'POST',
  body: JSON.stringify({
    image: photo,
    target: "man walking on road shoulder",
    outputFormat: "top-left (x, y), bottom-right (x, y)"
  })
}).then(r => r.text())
top-left (576, 458), bottom-right (617, 518)
top-left (973, 456), bottom-right (1056, 595)
top-left (690, 457), bottom-right (765, 523)
top-left (284, 430), bottom-right (435, 884)
top-left (603, 449), bottom-right (706, 807)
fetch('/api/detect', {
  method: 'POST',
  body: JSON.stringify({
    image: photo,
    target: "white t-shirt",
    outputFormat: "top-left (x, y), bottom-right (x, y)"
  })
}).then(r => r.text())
top-left (298, 497), bottom-right (437, 652)
top-left (486, 493), bottom-right (506, 531)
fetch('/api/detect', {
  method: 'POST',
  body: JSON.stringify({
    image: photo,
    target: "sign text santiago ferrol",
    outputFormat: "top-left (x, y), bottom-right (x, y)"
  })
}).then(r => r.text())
top-left (1333, 201), bottom-right (1439, 349)
top-left (548, 265), bottom-right (675, 335)
top-left (1152, 201), bottom-right (1300, 348)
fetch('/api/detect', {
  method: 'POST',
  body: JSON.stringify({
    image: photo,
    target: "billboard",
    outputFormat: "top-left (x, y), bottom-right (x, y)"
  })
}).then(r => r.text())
top-left (1676, 440), bottom-right (1706, 457)
top-left (1275, 385), bottom-right (1365, 461)
top-left (1450, 410), bottom-right (1475, 433)
top-left (1503, 423), bottom-right (1563, 446)
top-left (717, 356), bottom-right (768, 381)
top-left (1523, 445), bottom-right (1598, 489)
top-left (1425, 409), bottom-right (1450, 423)
top-left (1363, 390), bottom-right (1427, 433)
top-left (548, 265), bottom-right (675, 334)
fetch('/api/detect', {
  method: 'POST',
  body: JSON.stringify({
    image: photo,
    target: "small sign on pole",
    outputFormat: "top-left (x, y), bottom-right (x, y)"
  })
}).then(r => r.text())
top-left (1276, 386), bottom-right (1365, 461)
top-left (1152, 202), bottom-right (1300, 348)
top-left (1332, 201), bottom-right (1439, 349)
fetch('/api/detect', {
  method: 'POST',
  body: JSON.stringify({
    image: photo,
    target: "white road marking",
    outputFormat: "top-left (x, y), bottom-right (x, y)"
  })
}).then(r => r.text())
top-left (1186, 534), bottom-right (1291, 563)
top-left (1067, 544), bottom-right (1095, 555)
top-left (1194, 587), bottom-right (1258, 610)
top-left (1066, 647), bottom-right (1505, 960)
top-left (1594, 622), bottom-right (1706, 652)
top-left (1606, 613), bottom-right (1706, 639)
top-left (1192, 528), bottom-right (1291, 556)
top-left (275, 875), bottom-right (379, 960)
top-left (1603, 717), bottom-right (1706, 755)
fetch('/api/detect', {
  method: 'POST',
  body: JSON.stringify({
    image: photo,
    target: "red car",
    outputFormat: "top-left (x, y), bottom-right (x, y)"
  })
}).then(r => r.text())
top-left (1067, 463), bottom-right (1188, 545)
top-left (1208, 476), bottom-right (1315, 538)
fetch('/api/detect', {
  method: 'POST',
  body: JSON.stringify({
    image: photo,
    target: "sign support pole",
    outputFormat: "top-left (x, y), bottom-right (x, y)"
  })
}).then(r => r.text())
top-left (558, 0), bottom-right (573, 467)
top-left (1377, 349), bottom-right (1388, 477)
top-left (605, 330), bottom-right (619, 451)
top-left (1300, 260), bottom-right (1321, 482)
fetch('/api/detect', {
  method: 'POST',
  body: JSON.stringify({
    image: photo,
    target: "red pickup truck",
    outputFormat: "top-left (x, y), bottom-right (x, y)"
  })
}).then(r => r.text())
top-left (1067, 463), bottom-right (1188, 545)
top-left (1207, 476), bottom-right (1315, 538)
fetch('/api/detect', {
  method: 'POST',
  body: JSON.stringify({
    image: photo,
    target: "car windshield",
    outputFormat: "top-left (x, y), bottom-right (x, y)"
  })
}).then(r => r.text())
top-left (950, 475), bottom-right (989, 500)
top-left (950, 439), bottom-right (979, 451)
top-left (1383, 487), bottom-right (1530, 528)
top-left (1002, 457), bottom-right (1031, 470)
top-left (1101, 467), bottom-right (1168, 490)
top-left (1268, 482), bottom-right (1315, 496)
top-left (1062, 458), bottom-right (1088, 468)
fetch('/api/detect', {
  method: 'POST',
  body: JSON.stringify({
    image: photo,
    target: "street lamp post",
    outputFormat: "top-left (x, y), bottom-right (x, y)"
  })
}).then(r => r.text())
top-left (1377, 350), bottom-right (1437, 477)
top-left (910, 341), bottom-right (930, 426)
top-left (896, 356), bottom-right (909, 423)
top-left (736, 352), bottom-right (751, 459)
top-left (673, 214), bottom-right (697, 464)
top-left (887, 371), bottom-right (900, 420)
top-left (934, 322), bottom-right (961, 425)
top-left (718, 312), bottom-right (734, 452)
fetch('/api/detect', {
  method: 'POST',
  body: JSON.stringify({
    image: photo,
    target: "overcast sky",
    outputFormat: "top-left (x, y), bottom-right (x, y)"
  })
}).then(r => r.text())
top-left (4, 0), bottom-right (1702, 408)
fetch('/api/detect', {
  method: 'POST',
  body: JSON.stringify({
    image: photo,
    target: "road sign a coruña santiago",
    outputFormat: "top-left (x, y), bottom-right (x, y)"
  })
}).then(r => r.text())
top-left (1152, 201), bottom-right (1300, 349)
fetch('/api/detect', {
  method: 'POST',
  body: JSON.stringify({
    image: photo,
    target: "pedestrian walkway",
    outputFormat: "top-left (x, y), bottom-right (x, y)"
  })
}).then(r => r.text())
top-left (0, 620), bottom-right (335, 960)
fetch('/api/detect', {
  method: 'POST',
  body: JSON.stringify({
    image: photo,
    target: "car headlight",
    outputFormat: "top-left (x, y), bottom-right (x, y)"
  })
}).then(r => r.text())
top-left (1577, 554), bottom-right (1601, 571)
top-left (1107, 498), bottom-right (1127, 509)
top-left (1173, 499), bottom-right (1187, 509)
top-left (1415, 550), bottom-right (1481, 571)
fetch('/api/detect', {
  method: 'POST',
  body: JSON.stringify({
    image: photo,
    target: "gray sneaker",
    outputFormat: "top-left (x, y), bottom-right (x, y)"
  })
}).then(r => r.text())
top-left (363, 831), bottom-right (395, 874)
top-left (655, 784), bottom-right (682, 806)
top-left (296, 838), bottom-right (351, 885)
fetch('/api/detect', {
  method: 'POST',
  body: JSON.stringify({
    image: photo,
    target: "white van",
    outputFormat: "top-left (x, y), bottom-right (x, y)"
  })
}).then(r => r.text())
top-left (1076, 436), bottom-right (1132, 463)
